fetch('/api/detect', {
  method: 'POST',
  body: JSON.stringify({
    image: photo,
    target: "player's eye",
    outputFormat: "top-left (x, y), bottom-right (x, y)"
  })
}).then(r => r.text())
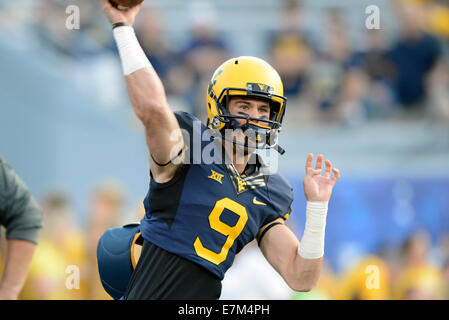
top-left (259, 107), bottom-right (270, 116)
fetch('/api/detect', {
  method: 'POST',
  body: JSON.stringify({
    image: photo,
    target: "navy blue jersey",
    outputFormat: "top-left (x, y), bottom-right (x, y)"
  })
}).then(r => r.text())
top-left (140, 111), bottom-right (293, 280)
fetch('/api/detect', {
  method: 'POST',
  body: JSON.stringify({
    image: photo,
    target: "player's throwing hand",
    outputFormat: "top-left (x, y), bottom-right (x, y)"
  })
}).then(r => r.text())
top-left (101, 0), bottom-right (144, 25)
top-left (303, 153), bottom-right (340, 202)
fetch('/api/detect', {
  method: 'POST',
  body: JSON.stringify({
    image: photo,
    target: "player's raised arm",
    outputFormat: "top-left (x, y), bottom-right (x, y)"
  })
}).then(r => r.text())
top-left (258, 154), bottom-right (340, 291)
top-left (101, 0), bottom-right (183, 183)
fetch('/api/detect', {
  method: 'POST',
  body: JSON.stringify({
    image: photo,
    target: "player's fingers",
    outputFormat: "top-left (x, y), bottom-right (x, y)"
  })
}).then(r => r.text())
top-left (324, 159), bottom-right (332, 178)
top-left (331, 168), bottom-right (340, 183)
top-left (306, 169), bottom-right (322, 178)
top-left (315, 154), bottom-right (323, 171)
top-left (305, 153), bottom-right (313, 172)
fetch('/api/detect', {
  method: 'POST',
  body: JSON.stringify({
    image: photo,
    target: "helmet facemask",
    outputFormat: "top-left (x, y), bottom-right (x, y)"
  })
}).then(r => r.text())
top-left (208, 86), bottom-right (287, 154)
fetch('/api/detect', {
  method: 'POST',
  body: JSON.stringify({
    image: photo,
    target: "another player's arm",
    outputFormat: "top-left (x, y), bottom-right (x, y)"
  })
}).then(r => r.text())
top-left (258, 154), bottom-right (340, 291)
top-left (101, 0), bottom-right (183, 183)
top-left (0, 240), bottom-right (36, 299)
top-left (0, 157), bottom-right (43, 299)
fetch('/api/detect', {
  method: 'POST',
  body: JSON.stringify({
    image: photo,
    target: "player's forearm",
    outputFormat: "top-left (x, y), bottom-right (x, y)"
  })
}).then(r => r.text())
top-left (113, 25), bottom-right (169, 125)
top-left (289, 254), bottom-right (323, 292)
top-left (259, 222), bottom-right (322, 292)
top-left (125, 68), bottom-right (170, 125)
top-left (290, 201), bottom-right (328, 291)
top-left (0, 239), bottom-right (36, 299)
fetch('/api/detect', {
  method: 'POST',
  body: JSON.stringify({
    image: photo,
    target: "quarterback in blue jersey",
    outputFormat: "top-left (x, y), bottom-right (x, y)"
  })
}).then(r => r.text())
top-left (100, 1), bottom-right (340, 300)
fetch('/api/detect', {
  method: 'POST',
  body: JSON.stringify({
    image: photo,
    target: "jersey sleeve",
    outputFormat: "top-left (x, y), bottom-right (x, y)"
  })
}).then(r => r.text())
top-left (173, 111), bottom-right (218, 165)
top-left (263, 173), bottom-right (294, 226)
top-left (173, 111), bottom-right (204, 165)
top-left (145, 111), bottom-right (205, 226)
top-left (0, 157), bottom-right (44, 244)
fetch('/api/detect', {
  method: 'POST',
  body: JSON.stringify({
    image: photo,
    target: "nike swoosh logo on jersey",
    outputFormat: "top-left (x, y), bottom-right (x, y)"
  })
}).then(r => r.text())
top-left (253, 197), bottom-right (267, 206)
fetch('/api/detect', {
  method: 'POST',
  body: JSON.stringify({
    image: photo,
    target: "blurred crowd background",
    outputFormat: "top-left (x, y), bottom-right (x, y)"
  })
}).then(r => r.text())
top-left (0, 0), bottom-right (449, 299)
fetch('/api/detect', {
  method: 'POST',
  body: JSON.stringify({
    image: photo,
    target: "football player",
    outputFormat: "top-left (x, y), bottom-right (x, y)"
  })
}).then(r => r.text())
top-left (100, 0), bottom-right (340, 299)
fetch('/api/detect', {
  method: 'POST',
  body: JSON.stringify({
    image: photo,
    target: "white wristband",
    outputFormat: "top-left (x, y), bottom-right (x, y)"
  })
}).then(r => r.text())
top-left (113, 25), bottom-right (151, 76)
top-left (298, 201), bottom-right (328, 259)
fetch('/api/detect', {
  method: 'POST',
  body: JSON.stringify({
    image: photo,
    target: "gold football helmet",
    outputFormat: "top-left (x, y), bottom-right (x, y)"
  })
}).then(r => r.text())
top-left (206, 56), bottom-right (287, 154)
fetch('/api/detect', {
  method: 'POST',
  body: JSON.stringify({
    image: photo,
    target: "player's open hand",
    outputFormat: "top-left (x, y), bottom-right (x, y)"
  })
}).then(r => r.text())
top-left (101, 0), bottom-right (144, 25)
top-left (303, 153), bottom-right (340, 202)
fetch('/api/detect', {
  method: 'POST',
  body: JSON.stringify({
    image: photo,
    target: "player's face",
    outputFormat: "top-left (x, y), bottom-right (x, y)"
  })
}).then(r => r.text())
top-left (228, 97), bottom-right (271, 124)
top-left (226, 97), bottom-right (271, 155)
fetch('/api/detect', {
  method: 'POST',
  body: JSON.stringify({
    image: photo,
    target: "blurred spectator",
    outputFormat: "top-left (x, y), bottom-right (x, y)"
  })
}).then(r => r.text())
top-left (335, 255), bottom-right (391, 300)
top-left (167, 2), bottom-right (231, 119)
top-left (425, 0), bottom-right (449, 41)
top-left (32, 0), bottom-right (112, 59)
top-left (308, 8), bottom-right (359, 125)
top-left (135, 5), bottom-right (176, 89)
top-left (335, 67), bottom-right (370, 126)
top-left (84, 181), bottom-right (125, 300)
top-left (442, 257), bottom-right (449, 299)
top-left (426, 56), bottom-right (449, 124)
top-left (434, 234), bottom-right (449, 298)
top-left (264, 0), bottom-right (318, 128)
top-left (434, 234), bottom-right (449, 267)
top-left (388, 0), bottom-right (443, 113)
top-left (20, 191), bottom-right (86, 300)
top-left (268, 0), bottom-right (313, 100)
top-left (393, 230), bottom-right (445, 299)
top-left (345, 30), bottom-right (397, 120)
